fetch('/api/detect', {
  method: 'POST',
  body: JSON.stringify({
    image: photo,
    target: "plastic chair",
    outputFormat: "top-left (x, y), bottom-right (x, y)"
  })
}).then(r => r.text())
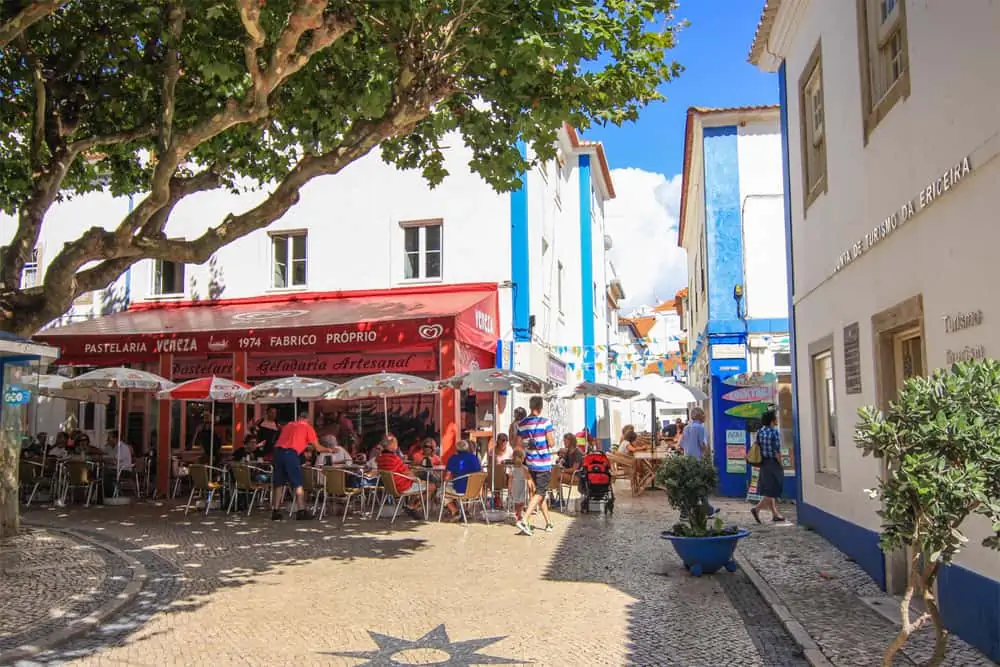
top-left (228, 463), bottom-right (269, 516)
top-left (19, 459), bottom-right (45, 506)
top-left (185, 464), bottom-right (226, 516)
top-left (62, 460), bottom-right (96, 507)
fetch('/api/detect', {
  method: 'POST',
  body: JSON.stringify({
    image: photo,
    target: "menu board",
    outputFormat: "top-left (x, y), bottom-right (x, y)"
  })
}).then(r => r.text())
top-left (844, 322), bottom-right (863, 394)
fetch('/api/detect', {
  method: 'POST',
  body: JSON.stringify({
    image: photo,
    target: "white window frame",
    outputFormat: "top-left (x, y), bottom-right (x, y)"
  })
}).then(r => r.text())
top-left (858, 0), bottom-right (909, 139)
top-left (150, 257), bottom-right (186, 298)
top-left (20, 246), bottom-right (40, 289)
top-left (799, 41), bottom-right (828, 210)
top-left (812, 348), bottom-right (840, 475)
top-left (400, 219), bottom-right (443, 282)
top-left (270, 231), bottom-right (308, 290)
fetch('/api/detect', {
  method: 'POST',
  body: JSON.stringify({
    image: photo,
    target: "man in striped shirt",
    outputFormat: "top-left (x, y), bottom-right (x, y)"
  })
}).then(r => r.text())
top-left (515, 395), bottom-right (555, 535)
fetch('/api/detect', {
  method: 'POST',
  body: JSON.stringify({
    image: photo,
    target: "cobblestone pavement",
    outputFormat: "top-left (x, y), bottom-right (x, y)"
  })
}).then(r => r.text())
top-left (10, 489), bottom-right (810, 667)
top-left (710, 497), bottom-right (997, 667)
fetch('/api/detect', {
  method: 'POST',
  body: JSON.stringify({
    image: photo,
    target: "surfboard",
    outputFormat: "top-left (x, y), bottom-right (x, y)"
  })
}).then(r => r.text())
top-left (724, 401), bottom-right (773, 419)
top-left (722, 385), bottom-right (776, 403)
top-left (722, 371), bottom-right (778, 388)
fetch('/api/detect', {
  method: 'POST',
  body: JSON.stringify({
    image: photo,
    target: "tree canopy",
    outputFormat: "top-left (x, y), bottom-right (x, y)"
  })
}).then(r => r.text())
top-left (0, 0), bottom-right (683, 336)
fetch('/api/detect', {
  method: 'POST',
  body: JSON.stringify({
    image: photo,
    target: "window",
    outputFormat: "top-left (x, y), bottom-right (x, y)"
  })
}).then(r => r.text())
top-left (401, 220), bottom-right (442, 281)
top-left (271, 232), bottom-right (307, 289)
top-left (799, 41), bottom-right (828, 210)
top-left (812, 349), bottom-right (839, 474)
top-left (557, 261), bottom-right (564, 313)
top-left (151, 260), bottom-right (185, 296)
top-left (21, 247), bottom-right (40, 288)
top-left (857, 0), bottom-right (909, 139)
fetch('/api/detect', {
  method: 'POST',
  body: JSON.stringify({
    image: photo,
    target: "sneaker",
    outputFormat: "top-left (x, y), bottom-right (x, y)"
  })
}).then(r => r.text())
top-left (516, 519), bottom-right (533, 536)
top-left (545, 523), bottom-right (554, 533)
top-left (295, 509), bottom-right (314, 521)
top-left (271, 509), bottom-right (283, 521)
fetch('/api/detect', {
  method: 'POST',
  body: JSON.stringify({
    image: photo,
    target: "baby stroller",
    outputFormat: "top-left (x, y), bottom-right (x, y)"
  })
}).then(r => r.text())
top-left (579, 451), bottom-right (615, 514)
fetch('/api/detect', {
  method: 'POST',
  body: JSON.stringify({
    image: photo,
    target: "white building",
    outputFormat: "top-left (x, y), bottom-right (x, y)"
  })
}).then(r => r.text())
top-left (4, 125), bottom-right (628, 453)
top-left (751, 0), bottom-right (1000, 659)
top-left (677, 105), bottom-right (792, 498)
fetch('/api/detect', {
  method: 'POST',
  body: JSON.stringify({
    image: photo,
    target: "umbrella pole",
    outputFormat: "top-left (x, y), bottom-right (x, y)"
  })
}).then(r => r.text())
top-left (650, 398), bottom-right (657, 451)
top-left (115, 390), bottom-right (124, 497)
top-left (491, 391), bottom-right (499, 509)
top-left (210, 401), bottom-right (216, 469)
top-left (383, 395), bottom-right (389, 436)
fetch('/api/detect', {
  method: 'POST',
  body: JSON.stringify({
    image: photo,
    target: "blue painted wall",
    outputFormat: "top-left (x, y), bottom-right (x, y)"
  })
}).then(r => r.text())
top-left (939, 565), bottom-right (1000, 661)
top-left (778, 61), bottom-right (804, 506)
top-left (703, 126), bottom-right (743, 323)
top-left (578, 155), bottom-right (597, 433)
top-left (510, 140), bottom-right (530, 343)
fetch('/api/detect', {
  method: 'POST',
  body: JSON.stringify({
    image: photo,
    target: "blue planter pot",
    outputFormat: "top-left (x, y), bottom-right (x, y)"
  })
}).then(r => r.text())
top-left (660, 529), bottom-right (750, 576)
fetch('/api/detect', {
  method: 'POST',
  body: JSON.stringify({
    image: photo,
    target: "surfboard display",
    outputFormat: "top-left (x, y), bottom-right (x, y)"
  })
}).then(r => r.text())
top-left (723, 371), bottom-right (778, 388)
top-left (722, 385), bottom-right (776, 403)
top-left (724, 401), bottom-right (773, 419)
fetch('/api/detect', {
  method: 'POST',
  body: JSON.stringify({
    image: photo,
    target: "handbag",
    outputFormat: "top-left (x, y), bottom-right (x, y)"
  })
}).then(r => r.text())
top-left (745, 435), bottom-right (763, 466)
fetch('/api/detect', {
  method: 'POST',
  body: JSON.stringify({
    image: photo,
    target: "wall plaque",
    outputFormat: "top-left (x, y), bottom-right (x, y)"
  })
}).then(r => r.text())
top-left (843, 322), bottom-right (862, 394)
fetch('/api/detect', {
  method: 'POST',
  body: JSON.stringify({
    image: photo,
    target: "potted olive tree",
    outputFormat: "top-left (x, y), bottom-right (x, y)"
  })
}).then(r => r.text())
top-left (656, 454), bottom-right (748, 576)
top-left (855, 359), bottom-right (1000, 667)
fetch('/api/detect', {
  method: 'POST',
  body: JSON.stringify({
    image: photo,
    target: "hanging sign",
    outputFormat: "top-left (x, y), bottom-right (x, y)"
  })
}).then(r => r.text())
top-left (3, 386), bottom-right (30, 406)
top-left (724, 401), bottom-right (773, 419)
top-left (722, 385), bottom-right (777, 403)
top-left (746, 466), bottom-right (762, 502)
top-left (723, 371), bottom-right (778, 388)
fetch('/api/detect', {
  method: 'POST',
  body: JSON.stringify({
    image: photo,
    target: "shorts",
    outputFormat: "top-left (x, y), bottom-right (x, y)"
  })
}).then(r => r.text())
top-left (272, 447), bottom-right (304, 489)
top-left (529, 469), bottom-right (551, 495)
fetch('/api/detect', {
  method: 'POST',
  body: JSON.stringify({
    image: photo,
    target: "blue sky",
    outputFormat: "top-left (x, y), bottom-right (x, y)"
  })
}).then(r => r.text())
top-left (585, 0), bottom-right (778, 176)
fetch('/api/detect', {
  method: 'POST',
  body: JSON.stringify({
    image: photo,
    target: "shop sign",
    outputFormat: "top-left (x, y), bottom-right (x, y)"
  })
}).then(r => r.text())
top-left (946, 345), bottom-right (986, 365)
top-left (944, 310), bottom-right (982, 333)
top-left (711, 343), bottom-right (745, 360)
top-left (722, 386), bottom-right (776, 403)
top-left (3, 386), bottom-right (30, 406)
top-left (474, 309), bottom-right (496, 335)
top-left (547, 356), bottom-right (567, 383)
top-left (173, 351), bottom-right (437, 380)
top-left (836, 156), bottom-right (972, 273)
top-left (54, 319), bottom-right (454, 360)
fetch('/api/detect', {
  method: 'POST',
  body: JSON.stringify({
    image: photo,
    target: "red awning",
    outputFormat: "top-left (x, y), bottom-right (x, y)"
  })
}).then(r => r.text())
top-left (37, 284), bottom-right (499, 364)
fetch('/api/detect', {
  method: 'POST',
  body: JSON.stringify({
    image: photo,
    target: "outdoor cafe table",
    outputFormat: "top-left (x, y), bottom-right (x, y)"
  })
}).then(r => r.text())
top-left (631, 450), bottom-right (672, 497)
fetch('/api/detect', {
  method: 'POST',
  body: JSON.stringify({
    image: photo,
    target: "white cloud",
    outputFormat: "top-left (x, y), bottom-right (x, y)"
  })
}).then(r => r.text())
top-left (605, 168), bottom-right (687, 308)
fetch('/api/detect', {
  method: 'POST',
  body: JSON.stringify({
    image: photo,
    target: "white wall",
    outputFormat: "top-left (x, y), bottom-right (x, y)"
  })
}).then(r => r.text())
top-left (778, 0), bottom-right (1000, 580)
top-left (737, 123), bottom-right (787, 321)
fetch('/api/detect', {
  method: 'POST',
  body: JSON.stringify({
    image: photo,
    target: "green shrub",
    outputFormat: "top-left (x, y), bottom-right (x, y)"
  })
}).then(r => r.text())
top-left (855, 358), bottom-right (1000, 666)
top-left (655, 454), bottom-right (734, 537)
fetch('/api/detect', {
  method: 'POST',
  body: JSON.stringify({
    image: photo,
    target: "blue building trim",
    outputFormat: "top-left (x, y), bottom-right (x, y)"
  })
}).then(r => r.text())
top-left (777, 62), bottom-right (803, 506)
top-left (939, 565), bottom-right (1000, 661)
top-left (703, 126), bottom-right (744, 324)
top-left (706, 318), bottom-right (790, 335)
top-left (510, 140), bottom-right (530, 343)
top-left (578, 155), bottom-right (597, 433)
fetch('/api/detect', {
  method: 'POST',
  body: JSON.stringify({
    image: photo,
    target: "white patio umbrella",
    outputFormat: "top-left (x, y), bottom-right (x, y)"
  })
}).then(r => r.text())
top-left (64, 367), bottom-right (174, 498)
top-left (323, 372), bottom-right (438, 435)
top-left (237, 376), bottom-right (338, 403)
top-left (628, 375), bottom-right (708, 446)
top-left (547, 381), bottom-right (640, 401)
top-left (23, 373), bottom-right (111, 404)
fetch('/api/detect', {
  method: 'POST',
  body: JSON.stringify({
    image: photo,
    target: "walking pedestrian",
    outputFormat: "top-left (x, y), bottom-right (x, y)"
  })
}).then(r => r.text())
top-left (271, 412), bottom-right (330, 521)
top-left (677, 407), bottom-right (718, 517)
top-left (515, 396), bottom-right (555, 536)
top-left (751, 410), bottom-right (787, 523)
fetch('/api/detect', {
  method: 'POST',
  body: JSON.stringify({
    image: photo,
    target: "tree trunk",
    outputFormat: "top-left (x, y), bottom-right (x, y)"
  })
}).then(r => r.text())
top-left (923, 573), bottom-right (949, 667)
top-left (0, 434), bottom-right (20, 539)
top-left (882, 553), bottom-right (930, 666)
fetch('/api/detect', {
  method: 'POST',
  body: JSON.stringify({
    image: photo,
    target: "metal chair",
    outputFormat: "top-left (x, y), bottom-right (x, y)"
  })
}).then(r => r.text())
top-left (19, 459), bottom-right (45, 506)
top-left (318, 467), bottom-right (365, 522)
top-left (438, 472), bottom-right (490, 525)
top-left (62, 460), bottom-right (97, 507)
top-left (376, 470), bottom-right (426, 524)
top-left (228, 463), bottom-right (270, 516)
top-left (184, 464), bottom-right (226, 516)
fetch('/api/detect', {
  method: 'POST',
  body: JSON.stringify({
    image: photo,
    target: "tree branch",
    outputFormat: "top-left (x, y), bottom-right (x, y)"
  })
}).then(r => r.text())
top-left (17, 34), bottom-right (47, 172)
top-left (0, 0), bottom-right (68, 48)
top-left (158, 1), bottom-right (186, 156)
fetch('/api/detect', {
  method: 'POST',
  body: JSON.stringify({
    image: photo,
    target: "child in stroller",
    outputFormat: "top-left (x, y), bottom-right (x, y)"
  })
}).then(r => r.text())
top-left (579, 449), bottom-right (615, 514)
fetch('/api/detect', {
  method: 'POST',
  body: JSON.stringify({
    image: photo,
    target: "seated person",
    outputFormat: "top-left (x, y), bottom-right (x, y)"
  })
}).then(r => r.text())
top-left (618, 430), bottom-right (642, 456)
top-left (48, 431), bottom-right (71, 459)
top-left (375, 435), bottom-right (426, 517)
top-left (441, 439), bottom-right (482, 521)
top-left (414, 439), bottom-right (442, 485)
top-left (558, 433), bottom-right (584, 483)
top-left (315, 434), bottom-right (351, 466)
top-left (231, 434), bottom-right (261, 462)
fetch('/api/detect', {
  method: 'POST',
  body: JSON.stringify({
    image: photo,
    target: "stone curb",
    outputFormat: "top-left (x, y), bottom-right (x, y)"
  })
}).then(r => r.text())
top-left (735, 551), bottom-right (835, 667)
top-left (0, 523), bottom-right (146, 665)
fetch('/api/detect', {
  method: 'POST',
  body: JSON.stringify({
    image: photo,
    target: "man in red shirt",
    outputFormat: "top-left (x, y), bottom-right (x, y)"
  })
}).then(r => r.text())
top-left (271, 412), bottom-right (330, 521)
top-left (375, 435), bottom-right (425, 517)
